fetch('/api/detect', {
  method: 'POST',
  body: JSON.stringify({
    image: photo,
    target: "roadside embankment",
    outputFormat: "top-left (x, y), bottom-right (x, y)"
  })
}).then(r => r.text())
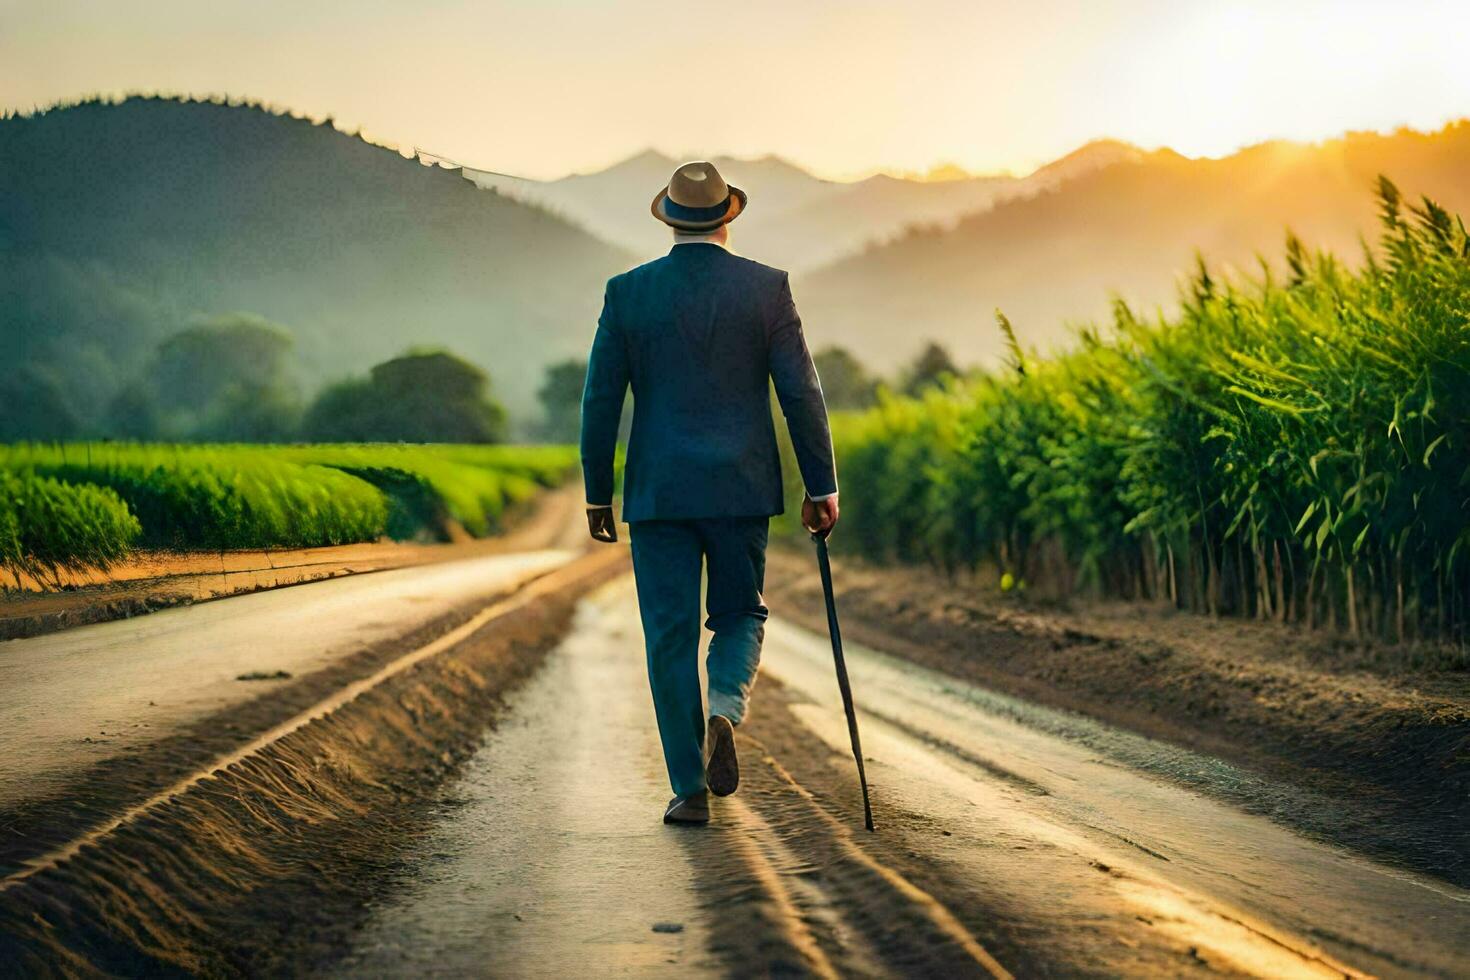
top-left (765, 547), bottom-right (1470, 886)
top-left (0, 484), bottom-right (585, 641)
top-left (0, 546), bottom-right (628, 976)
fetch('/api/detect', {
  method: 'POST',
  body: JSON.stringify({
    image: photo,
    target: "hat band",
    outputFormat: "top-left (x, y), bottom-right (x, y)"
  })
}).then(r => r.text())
top-left (663, 193), bottom-right (731, 223)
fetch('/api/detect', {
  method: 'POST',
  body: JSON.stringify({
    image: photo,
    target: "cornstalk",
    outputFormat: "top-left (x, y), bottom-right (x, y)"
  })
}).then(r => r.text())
top-left (1346, 563), bottom-right (1360, 639)
top-left (1171, 545), bottom-right (1182, 606)
top-left (1273, 540), bottom-right (1287, 623)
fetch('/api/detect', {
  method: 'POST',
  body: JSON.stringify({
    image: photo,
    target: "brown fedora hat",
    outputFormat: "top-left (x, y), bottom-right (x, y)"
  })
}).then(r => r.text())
top-left (651, 161), bottom-right (747, 230)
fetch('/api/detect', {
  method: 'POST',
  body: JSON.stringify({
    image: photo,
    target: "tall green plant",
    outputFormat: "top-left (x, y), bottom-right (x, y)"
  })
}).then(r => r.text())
top-left (821, 181), bottom-right (1470, 642)
top-left (0, 442), bottom-right (577, 578)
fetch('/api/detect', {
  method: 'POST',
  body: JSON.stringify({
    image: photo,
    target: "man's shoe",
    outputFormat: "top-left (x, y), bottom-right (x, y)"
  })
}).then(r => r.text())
top-left (705, 714), bottom-right (740, 797)
top-left (663, 791), bottom-right (710, 824)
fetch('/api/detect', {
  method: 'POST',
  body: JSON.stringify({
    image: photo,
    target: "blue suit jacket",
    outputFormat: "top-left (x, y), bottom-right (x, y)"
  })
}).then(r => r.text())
top-left (580, 243), bottom-right (837, 523)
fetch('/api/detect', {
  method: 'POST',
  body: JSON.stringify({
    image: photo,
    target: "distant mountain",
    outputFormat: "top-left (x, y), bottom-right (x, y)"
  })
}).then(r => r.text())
top-left (472, 148), bottom-right (688, 257)
top-left (0, 96), bottom-right (633, 429)
top-left (1028, 138), bottom-right (1146, 185)
top-left (769, 141), bottom-right (1146, 271)
top-left (13, 97), bottom-right (1465, 439)
top-left (471, 149), bottom-right (848, 270)
top-left (761, 172), bottom-right (1016, 271)
top-left (793, 125), bottom-right (1470, 372)
top-left (472, 140), bottom-right (1140, 274)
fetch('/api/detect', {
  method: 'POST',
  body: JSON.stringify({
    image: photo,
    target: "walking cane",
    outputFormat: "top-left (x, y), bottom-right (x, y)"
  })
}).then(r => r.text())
top-left (812, 529), bottom-right (875, 831)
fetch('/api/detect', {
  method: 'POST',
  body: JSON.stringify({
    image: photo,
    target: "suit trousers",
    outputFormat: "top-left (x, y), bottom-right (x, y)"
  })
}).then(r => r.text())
top-left (628, 516), bottom-right (769, 798)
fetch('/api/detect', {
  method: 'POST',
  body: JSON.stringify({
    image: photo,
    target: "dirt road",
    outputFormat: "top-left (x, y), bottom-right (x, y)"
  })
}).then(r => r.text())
top-left (0, 547), bottom-right (575, 809)
top-left (2, 554), bottom-right (1466, 976)
top-left (340, 578), bottom-right (1468, 978)
top-left (0, 483), bottom-right (588, 640)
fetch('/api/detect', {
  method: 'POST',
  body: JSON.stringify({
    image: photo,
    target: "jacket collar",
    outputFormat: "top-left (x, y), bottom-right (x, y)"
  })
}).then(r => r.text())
top-left (671, 232), bottom-right (730, 251)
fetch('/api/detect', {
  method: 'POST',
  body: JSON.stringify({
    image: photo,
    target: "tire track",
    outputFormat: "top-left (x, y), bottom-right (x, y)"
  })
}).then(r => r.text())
top-left (746, 746), bottom-right (1011, 975)
top-left (1, 554), bottom-right (615, 896)
top-left (699, 681), bottom-right (1023, 978)
top-left (719, 798), bottom-right (844, 979)
top-left (0, 549), bottom-right (628, 976)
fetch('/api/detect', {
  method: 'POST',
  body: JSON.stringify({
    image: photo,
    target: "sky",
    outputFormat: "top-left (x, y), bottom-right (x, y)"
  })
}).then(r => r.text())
top-left (3, 0), bottom-right (1468, 181)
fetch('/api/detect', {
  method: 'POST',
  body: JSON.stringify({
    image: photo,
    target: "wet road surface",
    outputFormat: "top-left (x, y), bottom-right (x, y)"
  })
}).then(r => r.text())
top-left (340, 577), bottom-right (1470, 977)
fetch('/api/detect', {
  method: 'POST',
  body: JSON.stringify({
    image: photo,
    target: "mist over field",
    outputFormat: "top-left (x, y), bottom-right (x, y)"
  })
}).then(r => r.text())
top-left (480, 123), bottom-right (1470, 370)
top-left (469, 139), bottom-right (1140, 274)
top-left (5, 94), bottom-right (1469, 446)
top-left (0, 96), bottom-right (632, 437)
top-left (798, 124), bottom-right (1470, 367)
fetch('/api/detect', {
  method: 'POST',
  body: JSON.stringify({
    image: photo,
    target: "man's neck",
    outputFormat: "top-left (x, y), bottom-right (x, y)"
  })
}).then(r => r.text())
top-left (672, 230), bottom-right (729, 250)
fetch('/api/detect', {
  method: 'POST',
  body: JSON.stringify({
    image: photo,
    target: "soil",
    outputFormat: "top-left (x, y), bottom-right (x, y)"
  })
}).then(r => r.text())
top-left (764, 546), bottom-right (1470, 885)
top-left (0, 548), bottom-right (629, 976)
top-left (0, 486), bottom-right (585, 640)
top-left (337, 578), bottom-right (1455, 978)
top-left (5, 564), bottom-right (1464, 977)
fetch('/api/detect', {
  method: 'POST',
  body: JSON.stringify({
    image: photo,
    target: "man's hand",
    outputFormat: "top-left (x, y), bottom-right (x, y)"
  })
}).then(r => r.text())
top-left (801, 494), bottom-right (839, 537)
top-left (587, 505), bottom-right (618, 543)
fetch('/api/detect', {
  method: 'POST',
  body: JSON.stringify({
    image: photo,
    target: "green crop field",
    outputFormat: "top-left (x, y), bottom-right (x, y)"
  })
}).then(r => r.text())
top-left (819, 180), bottom-right (1470, 644)
top-left (0, 442), bottom-right (577, 585)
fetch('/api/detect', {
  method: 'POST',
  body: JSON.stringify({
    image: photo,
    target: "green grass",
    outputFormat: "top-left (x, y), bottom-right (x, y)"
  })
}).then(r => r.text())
top-left (0, 442), bottom-right (577, 581)
top-left (815, 180), bottom-right (1470, 644)
top-left (0, 469), bottom-right (141, 584)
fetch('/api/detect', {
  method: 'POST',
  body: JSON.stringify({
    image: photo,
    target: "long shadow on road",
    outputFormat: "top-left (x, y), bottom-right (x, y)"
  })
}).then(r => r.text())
top-left (330, 577), bottom-right (1470, 978)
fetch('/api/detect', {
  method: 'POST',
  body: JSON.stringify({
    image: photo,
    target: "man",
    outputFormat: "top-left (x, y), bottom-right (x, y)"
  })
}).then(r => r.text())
top-left (580, 160), bottom-right (839, 825)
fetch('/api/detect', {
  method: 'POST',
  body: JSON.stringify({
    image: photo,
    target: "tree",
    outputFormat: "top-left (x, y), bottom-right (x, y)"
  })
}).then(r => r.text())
top-left (901, 341), bottom-right (960, 396)
top-left (812, 346), bottom-right (878, 410)
top-left (0, 366), bottom-right (80, 441)
top-left (194, 384), bottom-right (304, 442)
top-left (151, 313), bottom-right (297, 414)
top-left (124, 312), bottom-right (303, 440)
top-left (301, 379), bottom-right (377, 442)
top-left (302, 349), bottom-right (507, 443)
top-left (1, 250), bottom-right (181, 434)
top-left (106, 383), bottom-right (162, 440)
top-left (537, 358), bottom-right (587, 442)
top-left (368, 350), bottom-right (507, 443)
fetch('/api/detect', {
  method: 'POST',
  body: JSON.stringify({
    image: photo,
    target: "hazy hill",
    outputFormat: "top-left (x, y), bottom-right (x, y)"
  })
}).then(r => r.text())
top-left (11, 97), bottom-right (1466, 436)
top-left (770, 140), bottom-right (1145, 270)
top-left (760, 172), bottom-right (1015, 270)
top-left (1029, 139), bottom-right (1147, 185)
top-left (472, 149), bottom-right (849, 270)
top-left (473, 140), bottom-right (1140, 273)
top-left (0, 96), bottom-right (633, 428)
top-left (793, 124), bottom-right (1470, 372)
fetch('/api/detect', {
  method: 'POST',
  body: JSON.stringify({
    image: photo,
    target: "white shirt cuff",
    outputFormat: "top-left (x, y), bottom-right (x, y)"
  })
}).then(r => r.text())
top-left (808, 490), bottom-right (837, 502)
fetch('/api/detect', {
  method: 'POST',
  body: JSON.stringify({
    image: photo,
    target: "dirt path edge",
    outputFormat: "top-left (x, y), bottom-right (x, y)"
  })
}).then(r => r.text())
top-left (0, 486), bottom-right (585, 642)
top-left (0, 547), bottom-right (629, 977)
top-left (764, 547), bottom-right (1469, 887)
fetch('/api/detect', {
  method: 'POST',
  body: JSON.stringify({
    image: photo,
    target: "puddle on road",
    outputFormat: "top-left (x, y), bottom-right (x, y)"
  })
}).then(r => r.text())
top-left (334, 585), bottom-right (718, 978)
